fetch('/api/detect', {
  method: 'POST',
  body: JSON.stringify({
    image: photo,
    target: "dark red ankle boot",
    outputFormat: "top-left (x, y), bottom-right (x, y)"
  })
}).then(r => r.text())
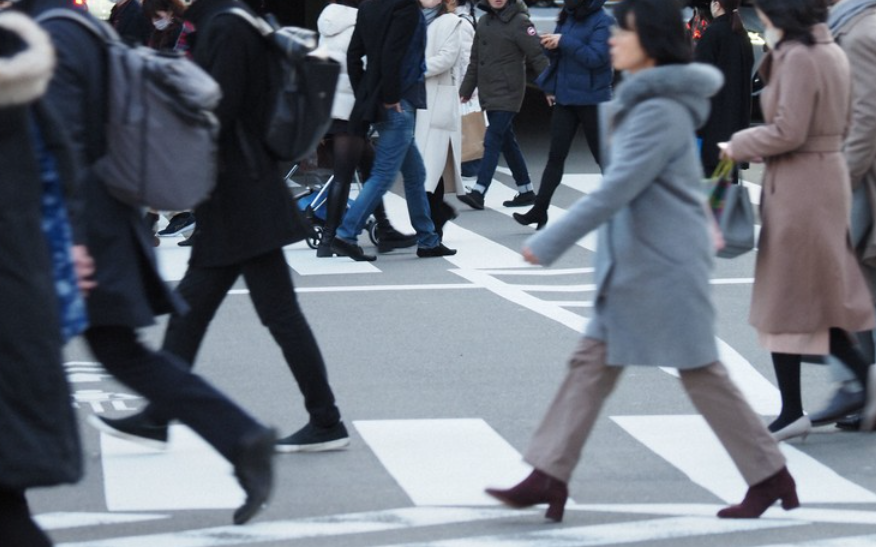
top-left (717, 466), bottom-right (799, 518)
top-left (485, 469), bottom-right (568, 522)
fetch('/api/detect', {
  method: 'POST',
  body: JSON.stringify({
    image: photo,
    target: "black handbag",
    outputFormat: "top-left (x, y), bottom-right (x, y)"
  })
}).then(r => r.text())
top-left (709, 159), bottom-right (755, 258)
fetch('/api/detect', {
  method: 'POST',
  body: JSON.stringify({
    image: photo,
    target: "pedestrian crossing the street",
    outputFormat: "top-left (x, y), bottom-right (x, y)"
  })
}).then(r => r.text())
top-left (52, 174), bottom-right (876, 546)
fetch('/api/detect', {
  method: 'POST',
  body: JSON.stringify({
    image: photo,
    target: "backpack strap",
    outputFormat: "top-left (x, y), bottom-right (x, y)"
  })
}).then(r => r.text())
top-left (36, 8), bottom-right (120, 45)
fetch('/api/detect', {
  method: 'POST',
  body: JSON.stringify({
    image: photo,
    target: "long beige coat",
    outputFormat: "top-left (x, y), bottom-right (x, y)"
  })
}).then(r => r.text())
top-left (729, 24), bottom-right (874, 337)
top-left (415, 13), bottom-right (464, 195)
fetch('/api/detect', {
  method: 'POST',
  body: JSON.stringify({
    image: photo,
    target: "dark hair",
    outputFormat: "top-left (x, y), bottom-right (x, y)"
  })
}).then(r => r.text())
top-left (754, 0), bottom-right (828, 47)
top-left (614, 0), bottom-right (692, 65)
top-left (715, 0), bottom-right (745, 34)
top-left (335, 0), bottom-right (364, 7)
top-left (142, 0), bottom-right (186, 20)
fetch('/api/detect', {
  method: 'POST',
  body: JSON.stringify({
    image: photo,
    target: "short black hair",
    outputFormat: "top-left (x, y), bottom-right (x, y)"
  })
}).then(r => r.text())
top-left (613, 0), bottom-right (692, 66)
top-left (754, 0), bottom-right (828, 47)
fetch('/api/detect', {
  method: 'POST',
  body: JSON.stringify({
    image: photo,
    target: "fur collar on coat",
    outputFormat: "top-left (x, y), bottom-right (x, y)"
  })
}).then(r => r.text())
top-left (614, 63), bottom-right (723, 130)
top-left (0, 10), bottom-right (54, 107)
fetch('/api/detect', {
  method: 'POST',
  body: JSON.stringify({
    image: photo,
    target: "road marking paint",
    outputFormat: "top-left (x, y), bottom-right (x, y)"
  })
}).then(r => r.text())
top-left (56, 507), bottom-right (528, 547)
top-left (226, 283), bottom-right (480, 296)
top-left (571, 503), bottom-right (876, 525)
top-left (754, 534), bottom-right (876, 546)
top-left (611, 415), bottom-right (876, 504)
top-left (716, 338), bottom-right (781, 415)
top-left (711, 277), bottom-right (756, 285)
top-left (451, 268), bottom-right (588, 332)
top-left (100, 425), bottom-right (244, 511)
top-left (505, 283), bottom-right (597, 292)
top-left (379, 192), bottom-right (538, 269)
top-left (35, 512), bottom-right (168, 530)
top-left (282, 245), bottom-right (381, 275)
top-left (478, 267), bottom-right (595, 275)
top-left (385, 515), bottom-right (801, 547)
top-left (354, 419), bottom-right (533, 506)
top-left (155, 245), bottom-right (191, 282)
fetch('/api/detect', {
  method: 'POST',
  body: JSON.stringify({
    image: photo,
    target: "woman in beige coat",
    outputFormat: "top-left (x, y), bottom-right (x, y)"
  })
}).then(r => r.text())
top-left (723, 0), bottom-right (875, 441)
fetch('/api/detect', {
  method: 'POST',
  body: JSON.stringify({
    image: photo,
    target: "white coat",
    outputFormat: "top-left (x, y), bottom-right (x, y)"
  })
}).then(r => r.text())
top-left (416, 13), bottom-right (464, 195)
top-left (317, 3), bottom-right (358, 121)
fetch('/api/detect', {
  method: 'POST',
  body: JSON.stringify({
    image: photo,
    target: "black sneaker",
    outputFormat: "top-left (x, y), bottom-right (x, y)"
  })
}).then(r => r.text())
top-left (178, 236), bottom-right (194, 247)
top-left (458, 191), bottom-right (485, 210)
top-left (275, 422), bottom-right (350, 453)
top-left (87, 413), bottom-right (169, 450)
top-left (331, 237), bottom-right (376, 262)
top-left (502, 191), bottom-right (535, 207)
top-left (376, 226), bottom-right (418, 254)
top-left (158, 212), bottom-right (195, 236)
top-left (417, 243), bottom-right (457, 258)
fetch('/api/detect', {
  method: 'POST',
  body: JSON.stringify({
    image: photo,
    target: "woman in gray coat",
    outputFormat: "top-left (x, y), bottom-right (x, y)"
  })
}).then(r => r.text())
top-left (485, 0), bottom-right (796, 523)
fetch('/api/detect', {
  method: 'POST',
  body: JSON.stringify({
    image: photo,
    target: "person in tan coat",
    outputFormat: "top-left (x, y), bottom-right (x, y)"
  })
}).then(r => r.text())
top-left (723, 0), bottom-right (875, 442)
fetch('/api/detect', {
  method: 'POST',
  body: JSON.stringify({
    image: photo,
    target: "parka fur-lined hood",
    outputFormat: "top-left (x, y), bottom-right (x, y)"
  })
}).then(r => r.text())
top-left (615, 63), bottom-right (723, 129)
top-left (0, 10), bottom-right (55, 107)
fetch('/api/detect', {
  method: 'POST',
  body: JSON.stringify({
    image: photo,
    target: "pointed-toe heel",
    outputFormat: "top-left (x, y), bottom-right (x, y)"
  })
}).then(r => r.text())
top-left (485, 469), bottom-right (568, 522)
top-left (770, 416), bottom-right (811, 443)
top-left (717, 466), bottom-right (798, 519)
top-left (513, 208), bottom-right (548, 230)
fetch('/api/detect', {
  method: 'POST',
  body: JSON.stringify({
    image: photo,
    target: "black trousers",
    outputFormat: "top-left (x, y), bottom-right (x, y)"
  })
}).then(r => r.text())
top-left (85, 326), bottom-right (259, 460)
top-left (0, 489), bottom-right (51, 547)
top-left (534, 104), bottom-right (601, 212)
top-left (162, 249), bottom-right (340, 427)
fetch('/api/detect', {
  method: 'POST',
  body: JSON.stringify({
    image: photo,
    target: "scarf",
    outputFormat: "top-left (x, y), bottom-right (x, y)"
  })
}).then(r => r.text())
top-left (828, 0), bottom-right (876, 33)
top-left (423, 6), bottom-right (441, 26)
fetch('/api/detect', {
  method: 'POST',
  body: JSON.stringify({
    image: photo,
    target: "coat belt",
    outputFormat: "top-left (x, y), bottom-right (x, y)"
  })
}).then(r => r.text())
top-left (797, 135), bottom-right (843, 152)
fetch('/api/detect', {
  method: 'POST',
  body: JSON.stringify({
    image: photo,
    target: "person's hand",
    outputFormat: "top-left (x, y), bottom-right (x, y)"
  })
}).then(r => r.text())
top-left (522, 247), bottom-right (540, 265)
top-left (460, 95), bottom-right (470, 103)
top-left (545, 94), bottom-right (556, 107)
top-left (72, 244), bottom-right (97, 295)
top-left (383, 102), bottom-right (402, 112)
top-left (540, 33), bottom-right (561, 50)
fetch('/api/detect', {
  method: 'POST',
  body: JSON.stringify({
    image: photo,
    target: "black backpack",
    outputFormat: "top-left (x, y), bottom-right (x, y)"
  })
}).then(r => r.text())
top-left (216, 8), bottom-right (340, 163)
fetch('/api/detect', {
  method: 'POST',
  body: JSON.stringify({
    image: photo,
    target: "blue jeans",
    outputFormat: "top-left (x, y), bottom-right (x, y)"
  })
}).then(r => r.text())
top-left (336, 102), bottom-right (439, 249)
top-left (472, 110), bottom-right (532, 196)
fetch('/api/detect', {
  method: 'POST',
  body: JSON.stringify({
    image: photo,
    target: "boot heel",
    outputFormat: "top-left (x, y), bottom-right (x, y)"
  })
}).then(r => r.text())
top-left (781, 492), bottom-right (800, 511)
top-left (544, 499), bottom-right (565, 522)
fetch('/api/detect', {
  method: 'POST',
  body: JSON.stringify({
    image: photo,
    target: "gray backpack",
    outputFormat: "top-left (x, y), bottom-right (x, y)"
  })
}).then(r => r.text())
top-left (37, 9), bottom-right (221, 211)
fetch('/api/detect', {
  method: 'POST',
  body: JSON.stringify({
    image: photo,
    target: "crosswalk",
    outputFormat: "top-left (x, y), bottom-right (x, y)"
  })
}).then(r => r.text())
top-left (49, 173), bottom-right (876, 546)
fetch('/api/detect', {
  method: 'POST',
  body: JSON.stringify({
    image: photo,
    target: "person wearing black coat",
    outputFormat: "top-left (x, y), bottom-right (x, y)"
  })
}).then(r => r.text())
top-left (0, 11), bottom-right (81, 545)
top-left (103, 0), bottom-right (351, 453)
top-left (694, 0), bottom-right (753, 176)
top-left (108, 0), bottom-right (151, 44)
top-left (19, 0), bottom-right (276, 526)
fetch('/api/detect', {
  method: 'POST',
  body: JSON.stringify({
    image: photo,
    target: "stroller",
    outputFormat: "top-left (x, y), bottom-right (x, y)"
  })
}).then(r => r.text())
top-left (286, 163), bottom-right (379, 250)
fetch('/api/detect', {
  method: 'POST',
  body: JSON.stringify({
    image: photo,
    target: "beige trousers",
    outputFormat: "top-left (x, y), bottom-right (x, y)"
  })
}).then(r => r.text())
top-left (525, 338), bottom-right (786, 485)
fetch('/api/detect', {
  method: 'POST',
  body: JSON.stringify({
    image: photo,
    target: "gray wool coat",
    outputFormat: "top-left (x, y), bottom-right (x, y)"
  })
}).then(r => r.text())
top-left (526, 63), bottom-right (724, 369)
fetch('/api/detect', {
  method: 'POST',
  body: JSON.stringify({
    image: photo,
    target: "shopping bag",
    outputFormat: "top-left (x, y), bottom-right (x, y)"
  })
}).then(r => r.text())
top-left (709, 159), bottom-right (755, 258)
top-left (461, 109), bottom-right (486, 162)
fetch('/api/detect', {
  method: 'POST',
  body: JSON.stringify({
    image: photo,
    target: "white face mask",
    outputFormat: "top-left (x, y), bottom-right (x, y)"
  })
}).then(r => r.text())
top-left (764, 27), bottom-right (783, 49)
top-left (153, 16), bottom-right (171, 30)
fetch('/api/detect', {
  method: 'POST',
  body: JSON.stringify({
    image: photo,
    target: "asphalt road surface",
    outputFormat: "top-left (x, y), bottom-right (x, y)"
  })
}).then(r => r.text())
top-left (33, 30), bottom-right (876, 547)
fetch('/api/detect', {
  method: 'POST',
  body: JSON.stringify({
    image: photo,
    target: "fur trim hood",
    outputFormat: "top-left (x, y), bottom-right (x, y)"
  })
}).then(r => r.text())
top-left (615, 63), bottom-right (723, 129)
top-left (0, 10), bottom-right (55, 107)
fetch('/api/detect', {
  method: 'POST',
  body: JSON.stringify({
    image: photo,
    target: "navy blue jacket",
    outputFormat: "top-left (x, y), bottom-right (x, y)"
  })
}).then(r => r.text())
top-left (535, 1), bottom-right (613, 106)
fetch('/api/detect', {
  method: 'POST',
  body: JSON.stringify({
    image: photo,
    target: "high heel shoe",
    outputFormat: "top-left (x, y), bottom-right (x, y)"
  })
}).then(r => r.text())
top-left (513, 207), bottom-right (548, 230)
top-left (485, 469), bottom-right (568, 522)
top-left (770, 416), bottom-right (811, 442)
top-left (717, 466), bottom-right (799, 518)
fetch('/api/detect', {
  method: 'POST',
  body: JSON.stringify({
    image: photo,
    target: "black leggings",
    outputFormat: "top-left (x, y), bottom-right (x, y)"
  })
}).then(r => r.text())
top-left (770, 328), bottom-right (870, 430)
top-left (533, 103), bottom-right (601, 213)
top-left (0, 489), bottom-right (52, 547)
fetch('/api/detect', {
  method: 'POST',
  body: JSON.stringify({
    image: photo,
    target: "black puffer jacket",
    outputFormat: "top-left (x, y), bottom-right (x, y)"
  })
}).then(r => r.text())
top-left (459, 0), bottom-right (548, 112)
top-left (0, 11), bottom-right (82, 491)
